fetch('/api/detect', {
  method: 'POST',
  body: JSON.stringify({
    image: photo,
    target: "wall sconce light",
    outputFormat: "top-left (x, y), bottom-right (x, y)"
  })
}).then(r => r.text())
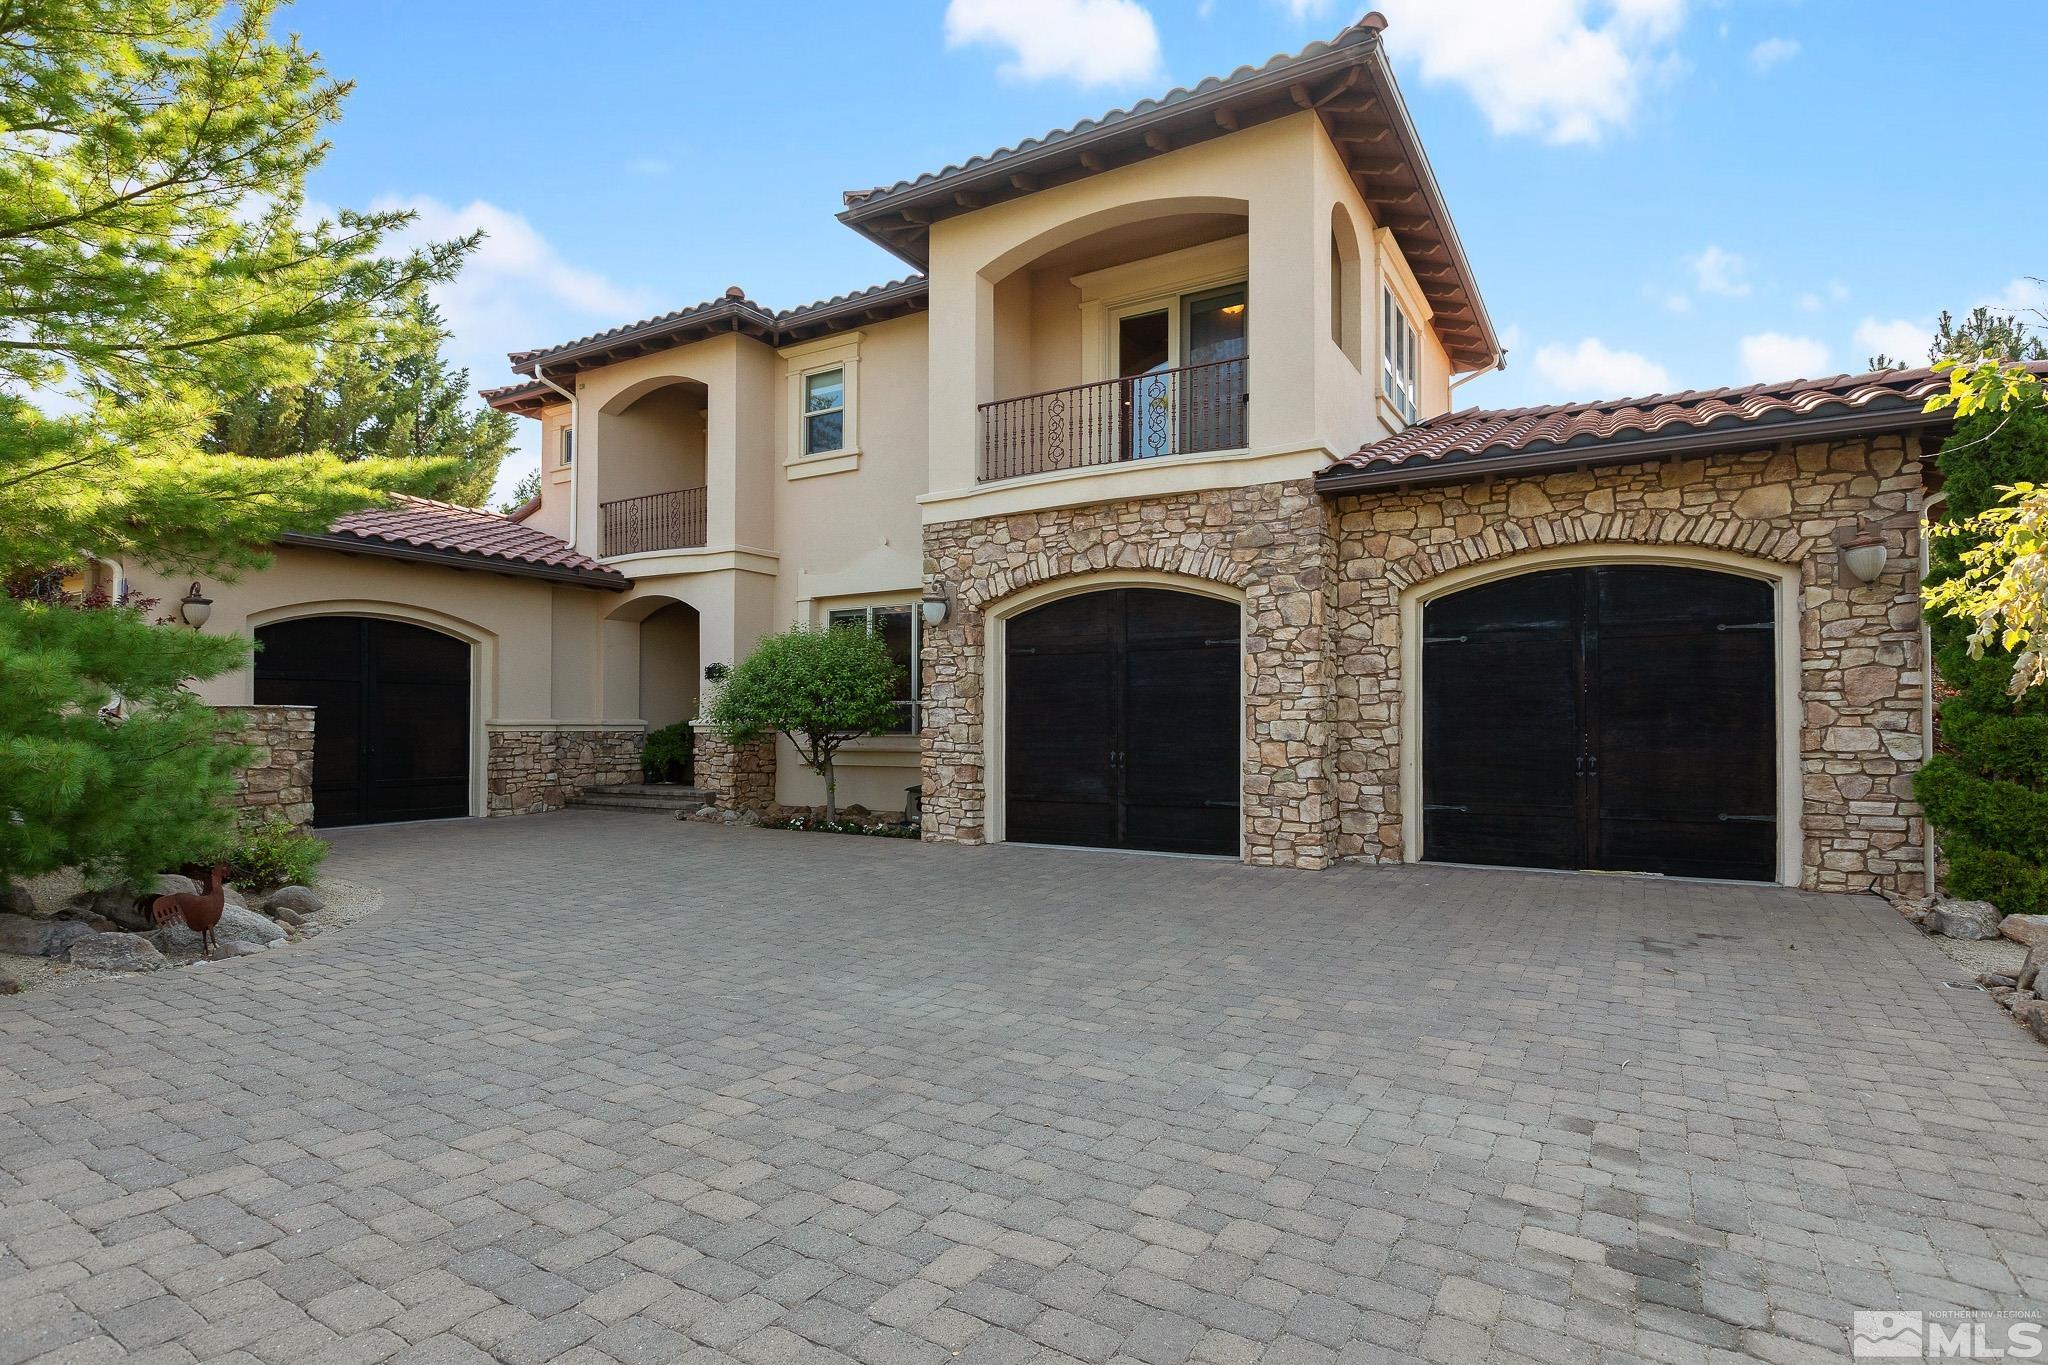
top-left (1838, 524), bottom-right (1889, 585)
top-left (177, 581), bottom-right (213, 629)
top-left (921, 594), bottom-right (950, 628)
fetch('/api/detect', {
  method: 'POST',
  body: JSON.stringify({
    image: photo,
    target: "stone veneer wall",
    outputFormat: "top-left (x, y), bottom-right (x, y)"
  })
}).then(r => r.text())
top-left (1329, 435), bottom-right (1927, 894)
top-left (487, 723), bottom-right (643, 816)
top-left (691, 722), bottom-right (776, 812)
top-left (921, 433), bottom-right (1927, 894)
top-left (216, 704), bottom-right (314, 829)
top-left (922, 480), bottom-right (1337, 867)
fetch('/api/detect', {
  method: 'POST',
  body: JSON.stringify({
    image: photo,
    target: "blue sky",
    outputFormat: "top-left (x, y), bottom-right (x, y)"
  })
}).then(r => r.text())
top-left (285, 0), bottom-right (2048, 502)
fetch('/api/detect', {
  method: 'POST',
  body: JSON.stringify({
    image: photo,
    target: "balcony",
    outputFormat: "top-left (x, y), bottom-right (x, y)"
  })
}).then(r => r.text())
top-left (977, 357), bottom-right (1249, 483)
top-left (600, 486), bottom-right (708, 557)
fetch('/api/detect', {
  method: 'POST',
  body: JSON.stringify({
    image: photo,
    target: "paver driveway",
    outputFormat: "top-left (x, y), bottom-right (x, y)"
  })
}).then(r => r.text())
top-left (4, 813), bottom-right (2045, 1365)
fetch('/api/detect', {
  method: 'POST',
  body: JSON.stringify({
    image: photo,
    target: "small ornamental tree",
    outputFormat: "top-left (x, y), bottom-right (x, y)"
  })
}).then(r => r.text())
top-left (1914, 337), bottom-right (2048, 913)
top-left (709, 625), bottom-right (901, 823)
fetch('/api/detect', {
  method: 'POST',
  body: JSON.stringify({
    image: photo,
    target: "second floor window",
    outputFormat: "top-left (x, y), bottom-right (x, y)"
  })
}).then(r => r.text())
top-left (827, 603), bottom-right (917, 735)
top-left (560, 427), bottom-right (575, 466)
top-left (803, 368), bottom-right (845, 455)
top-left (1382, 287), bottom-right (1420, 424)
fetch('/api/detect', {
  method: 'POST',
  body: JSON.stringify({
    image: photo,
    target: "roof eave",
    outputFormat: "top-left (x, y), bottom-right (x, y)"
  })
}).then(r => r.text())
top-left (278, 531), bottom-right (631, 591)
top-left (1314, 402), bottom-right (1946, 496)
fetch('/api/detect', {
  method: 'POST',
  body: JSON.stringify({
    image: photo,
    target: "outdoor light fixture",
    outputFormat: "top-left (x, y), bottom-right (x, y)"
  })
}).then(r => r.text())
top-left (177, 581), bottom-right (213, 629)
top-left (1839, 524), bottom-right (1889, 585)
top-left (921, 594), bottom-right (949, 628)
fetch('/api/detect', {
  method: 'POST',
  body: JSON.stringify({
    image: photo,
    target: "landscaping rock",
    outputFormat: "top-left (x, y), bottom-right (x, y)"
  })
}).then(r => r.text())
top-left (68, 933), bottom-right (167, 972)
top-left (265, 885), bottom-right (324, 915)
top-left (222, 885), bottom-right (249, 910)
top-left (155, 903), bottom-right (285, 954)
top-left (2012, 996), bottom-right (2048, 1045)
top-left (1, 879), bottom-right (28, 915)
top-left (79, 885), bottom-right (154, 932)
top-left (0, 915), bottom-right (94, 959)
top-left (0, 977), bottom-right (18, 995)
top-left (1930, 900), bottom-right (2005, 940)
top-left (2001, 914), bottom-right (2048, 948)
top-left (2018, 945), bottom-right (2047, 993)
top-left (266, 903), bottom-right (305, 927)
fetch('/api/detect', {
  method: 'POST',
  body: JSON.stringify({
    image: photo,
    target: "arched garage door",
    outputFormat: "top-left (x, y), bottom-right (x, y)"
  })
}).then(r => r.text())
top-left (255, 617), bottom-right (471, 827)
top-left (1422, 565), bottom-right (1776, 881)
top-left (1006, 588), bottom-right (1239, 856)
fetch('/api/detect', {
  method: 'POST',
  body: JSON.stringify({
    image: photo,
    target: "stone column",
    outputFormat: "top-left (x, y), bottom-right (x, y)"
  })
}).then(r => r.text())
top-left (692, 722), bottom-right (775, 812)
top-left (214, 704), bottom-right (314, 829)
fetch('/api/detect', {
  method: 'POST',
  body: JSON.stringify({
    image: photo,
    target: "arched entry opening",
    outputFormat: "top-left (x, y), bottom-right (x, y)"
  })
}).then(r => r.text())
top-left (254, 616), bottom-right (471, 826)
top-left (594, 377), bottom-right (709, 556)
top-left (1002, 586), bottom-right (1241, 855)
top-left (1419, 563), bottom-right (1779, 881)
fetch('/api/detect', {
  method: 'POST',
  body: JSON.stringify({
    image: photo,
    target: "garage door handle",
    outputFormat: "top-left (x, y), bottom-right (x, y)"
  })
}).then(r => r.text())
top-left (1717, 813), bottom-right (1773, 823)
top-left (1716, 622), bottom-right (1773, 632)
top-left (1424, 803), bottom-right (1470, 813)
top-left (1203, 638), bottom-right (1237, 647)
top-left (1203, 799), bottom-right (1239, 809)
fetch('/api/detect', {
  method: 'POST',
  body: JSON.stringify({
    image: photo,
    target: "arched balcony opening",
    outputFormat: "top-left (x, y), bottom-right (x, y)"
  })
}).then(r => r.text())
top-left (978, 198), bottom-right (1251, 482)
top-left (595, 377), bottom-right (710, 557)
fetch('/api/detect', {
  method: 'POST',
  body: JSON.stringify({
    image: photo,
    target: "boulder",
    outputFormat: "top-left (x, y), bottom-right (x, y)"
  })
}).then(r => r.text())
top-left (222, 885), bottom-right (249, 910)
top-left (265, 885), bottom-right (324, 915)
top-left (266, 903), bottom-right (305, 928)
top-left (0, 915), bottom-right (95, 959)
top-left (155, 903), bottom-right (285, 954)
top-left (2001, 914), bottom-right (2048, 948)
top-left (2011, 996), bottom-right (2048, 1045)
top-left (1929, 900), bottom-right (2005, 940)
top-left (2018, 945), bottom-right (2047, 993)
top-left (79, 885), bottom-right (154, 932)
top-left (68, 932), bottom-right (167, 972)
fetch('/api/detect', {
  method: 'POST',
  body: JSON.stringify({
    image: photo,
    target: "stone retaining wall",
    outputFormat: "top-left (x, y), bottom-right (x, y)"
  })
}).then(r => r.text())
top-left (692, 722), bottom-right (776, 813)
top-left (216, 704), bottom-right (314, 829)
top-left (921, 433), bottom-right (1928, 894)
top-left (486, 724), bottom-right (643, 816)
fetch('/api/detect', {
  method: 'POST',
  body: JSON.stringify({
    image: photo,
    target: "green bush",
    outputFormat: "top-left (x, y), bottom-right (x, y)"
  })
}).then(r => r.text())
top-left (640, 722), bottom-right (693, 784)
top-left (710, 625), bottom-right (900, 822)
top-left (222, 816), bottom-right (327, 891)
top-left (1915, 402), bottom-right (2048, 912)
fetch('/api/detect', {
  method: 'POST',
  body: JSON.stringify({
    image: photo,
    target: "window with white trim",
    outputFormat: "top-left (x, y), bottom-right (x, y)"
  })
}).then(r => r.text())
top-left (802, 368), bottom-right (846, 456)
top-left (1381, 286), bottom-right (1420, 424)
top-left (827, 604), bottom-right (918, 734)
top-left (559, 426), bottom-right (575, 466)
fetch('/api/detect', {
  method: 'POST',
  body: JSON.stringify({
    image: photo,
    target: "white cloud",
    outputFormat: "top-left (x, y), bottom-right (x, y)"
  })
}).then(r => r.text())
top-left (1747, 36), bottom-right (1799, 72)
top-left (1854, 317), bottom-right (1928, 367)
top-left (1738, 332), bottom-right (1831, 382)
top-left (625, 155), bottom-right (672, 177)
top-left (943, 0), bottom-right (1163, 86)
top-left (1273, 0), bottom-right (1335, 16)
top-left (370, 195), bottom-right (651, 505)
top-left (1373, 0), bottom-right (1687, 145)
top-left (1532, 337), bottom-right (1674, 399)
top-left (1688, 244), bottom-right (1750, 297)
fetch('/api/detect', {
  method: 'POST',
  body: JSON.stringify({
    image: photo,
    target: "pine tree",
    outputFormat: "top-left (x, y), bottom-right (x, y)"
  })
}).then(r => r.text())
top-left (0, 0), bottom-right (473, 882)
top-left (207, 281), bottom-right (515, 506)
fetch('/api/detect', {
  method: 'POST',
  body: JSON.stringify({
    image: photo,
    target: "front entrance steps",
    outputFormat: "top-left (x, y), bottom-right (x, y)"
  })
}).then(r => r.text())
top-left (568, 783), bottom-right (710, 814)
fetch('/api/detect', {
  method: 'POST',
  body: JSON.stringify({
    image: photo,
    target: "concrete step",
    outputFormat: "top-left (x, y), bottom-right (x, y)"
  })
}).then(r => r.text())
top-left (569, 785), bottom-right (708, 813)
top-left (581, 784), bottom-right (710, 800)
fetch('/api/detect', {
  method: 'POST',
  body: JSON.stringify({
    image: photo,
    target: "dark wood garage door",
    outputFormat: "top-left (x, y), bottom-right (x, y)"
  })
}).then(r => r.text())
top-left (254, 617), bottom-right (471, 827)
top-left (1006, 588), bottom-right (1239, 856)
top-left (1422, 565), bottom-right (1776, 881)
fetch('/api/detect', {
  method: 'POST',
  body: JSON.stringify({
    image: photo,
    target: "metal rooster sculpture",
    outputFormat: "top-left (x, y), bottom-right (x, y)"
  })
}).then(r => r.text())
top-left (151, 864), bottom-right (230, 958)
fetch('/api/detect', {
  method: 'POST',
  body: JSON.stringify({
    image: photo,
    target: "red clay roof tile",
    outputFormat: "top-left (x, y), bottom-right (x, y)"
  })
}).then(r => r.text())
top-left (282, 495), bottom-right (626, 588)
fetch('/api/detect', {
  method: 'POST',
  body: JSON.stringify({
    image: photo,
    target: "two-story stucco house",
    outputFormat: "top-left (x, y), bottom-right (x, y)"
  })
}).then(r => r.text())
top-left (127, 13), bottom-right (1975, 896)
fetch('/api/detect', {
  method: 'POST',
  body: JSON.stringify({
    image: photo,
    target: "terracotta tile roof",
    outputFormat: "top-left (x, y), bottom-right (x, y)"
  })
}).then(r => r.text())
top-left (837, 13), bottom-right (1499, 370)
top-left (1315, 364), bottom-right (2032, 493)
top-left (280, 495), bottom-right (628, 589)
top-left (486, 278), bottom-right (930, 402)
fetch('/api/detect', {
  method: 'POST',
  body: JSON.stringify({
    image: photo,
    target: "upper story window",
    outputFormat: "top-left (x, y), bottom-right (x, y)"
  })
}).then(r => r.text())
top-left (827, 603), bottom-right (917, 734)
top-left (1382, 286), bottom-right (1420, 424)
top-left (803, 368), bottom-right (846, 455)
top-left (559, 426), bottom-right (575, 466)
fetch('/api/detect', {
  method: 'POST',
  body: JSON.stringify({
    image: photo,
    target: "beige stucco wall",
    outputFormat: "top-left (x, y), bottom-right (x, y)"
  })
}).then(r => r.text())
top-left (597, 383), bottom-right (707, 510)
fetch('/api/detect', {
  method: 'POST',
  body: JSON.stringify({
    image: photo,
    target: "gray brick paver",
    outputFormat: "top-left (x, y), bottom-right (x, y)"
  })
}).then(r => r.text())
top-left (3, 813), bottom-right (2044, 1364)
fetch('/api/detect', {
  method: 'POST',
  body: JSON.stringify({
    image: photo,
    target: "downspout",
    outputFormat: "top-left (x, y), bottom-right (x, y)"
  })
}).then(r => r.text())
top-left (1921, 479), bottom-right (1945, 900)
top-left (532, 360), bottom-right (578, 550)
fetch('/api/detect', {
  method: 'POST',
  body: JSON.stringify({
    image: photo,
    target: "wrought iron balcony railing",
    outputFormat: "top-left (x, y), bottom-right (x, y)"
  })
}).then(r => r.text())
top-left (977, 356), bottom-right (1249, 483)
top-left (600, 485), bottom-right (708, 557)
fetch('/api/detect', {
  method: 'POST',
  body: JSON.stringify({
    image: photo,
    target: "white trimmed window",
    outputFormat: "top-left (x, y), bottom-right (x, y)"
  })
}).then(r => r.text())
top-left (1381, 286), bottom-right (1420, 424)
top-left (559, 426), bottom-right (575, 466)
top-left (827, 603), bottom-right (918, 735)
top-left (802, 368), bottom-right (845, 455)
